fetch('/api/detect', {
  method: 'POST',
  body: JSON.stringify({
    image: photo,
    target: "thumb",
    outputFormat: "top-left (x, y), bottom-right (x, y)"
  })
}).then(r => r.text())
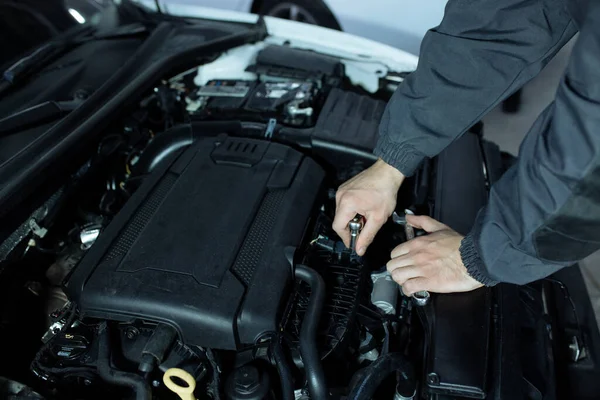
top-left (406, 215), bottom-right (448, 233)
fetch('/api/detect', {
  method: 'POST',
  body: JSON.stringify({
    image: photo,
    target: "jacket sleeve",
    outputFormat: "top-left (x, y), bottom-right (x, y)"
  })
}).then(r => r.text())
top-left (461, 3), bottom-right (600, 286)
top-left (375, 0), bottom-right (575, 176)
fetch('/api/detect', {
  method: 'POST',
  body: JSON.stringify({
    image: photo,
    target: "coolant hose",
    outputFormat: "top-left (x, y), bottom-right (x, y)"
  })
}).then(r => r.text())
top-left (294, 265), bottom-right (328, 400)
top-left (97, 322), bottom-right (152, 400)
top-left (269, 338), bottom-right (295, 400)
top-left (347, 352), bottom-right (416, 400)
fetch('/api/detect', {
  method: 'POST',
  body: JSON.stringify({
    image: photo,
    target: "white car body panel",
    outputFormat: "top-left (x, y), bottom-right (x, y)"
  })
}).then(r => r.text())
top-left (147, 0), bottom-right (446, 55)
top-left (155, 0), bottom-right (252, 12)
top-left (134, 1), bottom-right (418, 92)
top-left (323, 0), bottom-right (446, 55)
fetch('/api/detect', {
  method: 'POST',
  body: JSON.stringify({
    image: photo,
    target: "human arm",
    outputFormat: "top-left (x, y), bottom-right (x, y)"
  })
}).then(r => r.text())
top-left (333, 0), bottom-right (576, 253)
top-left (375, 0), bottom-right (576, 176)
top-left (389, 2), bottom-right (600, 291)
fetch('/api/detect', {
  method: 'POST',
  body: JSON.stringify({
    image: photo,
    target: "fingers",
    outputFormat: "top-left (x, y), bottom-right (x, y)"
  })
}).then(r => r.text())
top-left (355, 215), bottom-right (385, 256)
top-left (405, 214), bottom-right (447, 233)
top-left (401, 278), bottom-right (430, 296)
top-left (386, 253), bottom-right (413, 272)
top-left (390, 238), bottom-right (426, 258)
top-left (390, 266), bottom-right (422, 286)
top-left (332, 206), bottom-right (387, 254)
top-left (332, 206), bottom-right (357, 248)
top-left (332, 161), bottom-right (402, 255)
top-left (390, 242), bottom-right (411, 258)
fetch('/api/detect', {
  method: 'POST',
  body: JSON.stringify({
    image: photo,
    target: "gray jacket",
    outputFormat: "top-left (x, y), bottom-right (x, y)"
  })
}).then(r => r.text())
top-left (374, 0), bottom-right (600, 285)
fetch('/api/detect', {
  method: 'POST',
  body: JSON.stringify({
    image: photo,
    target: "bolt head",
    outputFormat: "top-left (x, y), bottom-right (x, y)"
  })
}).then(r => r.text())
top-left (235, 366), bottom-right (260, 393)
top-left (125, 327), bottom-right (139, 339)
top-left (427, 372), bottom-right (439, 385)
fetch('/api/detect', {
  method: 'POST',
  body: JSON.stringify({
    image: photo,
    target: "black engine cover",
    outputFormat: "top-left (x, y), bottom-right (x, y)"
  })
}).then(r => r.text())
top-left (66, 136), bottom-right (324, 350)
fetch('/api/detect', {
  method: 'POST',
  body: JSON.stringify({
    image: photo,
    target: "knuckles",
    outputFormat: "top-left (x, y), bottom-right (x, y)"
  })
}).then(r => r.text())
top-left (385, 259), bottom-right (397, 272)
top-left (402, 280), bottom-right (418, 294)
top-left (412, 253), bottom-right (428, 265)
top-left (391, 269), bottom-right (408, 285)
top-left (370, 213), bottom-right (386, 225)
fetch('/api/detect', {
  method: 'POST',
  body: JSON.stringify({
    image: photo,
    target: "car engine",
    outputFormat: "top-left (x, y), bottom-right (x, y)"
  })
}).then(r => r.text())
top-left (1, 40), bottom-right (557, 400)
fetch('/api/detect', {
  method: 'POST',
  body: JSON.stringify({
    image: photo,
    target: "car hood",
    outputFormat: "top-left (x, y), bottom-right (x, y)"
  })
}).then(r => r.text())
top-left (132, 0), bottom-right (418, 92)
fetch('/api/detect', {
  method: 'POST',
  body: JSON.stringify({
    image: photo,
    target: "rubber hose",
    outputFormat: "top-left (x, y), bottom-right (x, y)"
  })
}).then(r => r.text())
top-left (294, 265), bottom-right (328, 400)
top-left (97, 322), bottom-right (152, 400)
top-left (134, 121), bottom-right (374, 176)
top-left (269, 339), bottom-right (295, 400)
top-left (134, 121), bottom-right (245, 175)
top-left (347, 352), bottom-right (416, 400)
top-left (311, 138), bottom-right (378, 163)
top-left (134, 124), bottom-right (194, 174)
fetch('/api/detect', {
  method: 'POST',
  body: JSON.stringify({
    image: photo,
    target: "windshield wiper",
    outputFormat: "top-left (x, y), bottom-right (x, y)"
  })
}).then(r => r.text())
top-left (76, 22), bottom-right (149, 42)
top-left (0, 24), bottom-right (94, 98)
top-left (0, 23), bottom-right (149, 98)
top-left (0, 99), bottom-right (83, 136)
top-left (2, 43), bottom-right (57, 85)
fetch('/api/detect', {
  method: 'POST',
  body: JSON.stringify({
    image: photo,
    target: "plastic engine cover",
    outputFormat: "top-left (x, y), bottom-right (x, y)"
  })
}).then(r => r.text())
top-left (66, 136), bottom-right (324, 350)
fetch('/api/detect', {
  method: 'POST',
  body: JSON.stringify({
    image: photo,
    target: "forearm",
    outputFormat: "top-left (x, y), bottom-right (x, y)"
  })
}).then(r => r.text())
top-left (376, 0), bottom-right (575, 176)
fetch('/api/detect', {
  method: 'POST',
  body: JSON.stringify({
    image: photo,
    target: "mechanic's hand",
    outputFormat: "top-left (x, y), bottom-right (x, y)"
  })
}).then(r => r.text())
top-left (387, 215), bottom-right (483, 295)
top-left (333, 159), bottom-right (405, 256)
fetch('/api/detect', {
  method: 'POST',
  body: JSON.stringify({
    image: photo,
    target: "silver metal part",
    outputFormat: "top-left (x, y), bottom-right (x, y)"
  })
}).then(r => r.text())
top-left (42, 320), bottom-right (65, 343)
top-left (197, 81), bottom-right (250, 97)
top-left (403, 209), bottom-right (415, 240)
top-left (395, 389), bottom-right (416, 400)
top-left (392, 210), bottom-right (415, 240)
top-left (411, 290), bottom-right (431, 307)
top-left (80, 227), bottom-right (101, 250)
top-left (569, 335), bottom-right (587, 362)
top-left (392, 211), bottom-right (405, 225)
top-left (357, 331), bottom-right (380, 363)
top-left (287, 102), bottom-right (313, 118)
top-left (45, 251), bottom-right (83, 328)
top-left (294, 389), bottom-right (310, 400)
top-left (394, 209), bottom-right (431, 305)
top-left (359, 348), bottom-right (380, 364)
top-left (41, 301), bottom-right (72, 343)
top-left (371, 270), bottom-right (399, 315)
top-left (348, 215), bottom-right (364, 254)
top-left (264, 118), bottom-right (277, 139)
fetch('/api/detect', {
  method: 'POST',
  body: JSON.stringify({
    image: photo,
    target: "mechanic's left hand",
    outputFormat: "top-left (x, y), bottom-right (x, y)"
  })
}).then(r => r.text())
top-left (387, 214), bottom-right (483, 295)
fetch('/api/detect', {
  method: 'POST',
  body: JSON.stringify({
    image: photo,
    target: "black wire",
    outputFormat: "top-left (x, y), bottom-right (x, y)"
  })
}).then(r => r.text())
top-left (30, 245), bottom-right (62, 255)
top-left (154, 0), bottom-right (162, 14)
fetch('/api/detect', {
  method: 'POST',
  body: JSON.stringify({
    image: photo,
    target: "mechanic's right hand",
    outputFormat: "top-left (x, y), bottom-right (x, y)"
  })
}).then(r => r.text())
top-left (333, 159), bottom-right (405, 256)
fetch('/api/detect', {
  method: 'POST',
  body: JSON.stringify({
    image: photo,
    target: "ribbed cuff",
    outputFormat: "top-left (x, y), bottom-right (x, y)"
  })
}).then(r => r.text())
top-left (459, 234), bottom-right (499, 287)
top-left (373, 134), bottom-right (425, 177)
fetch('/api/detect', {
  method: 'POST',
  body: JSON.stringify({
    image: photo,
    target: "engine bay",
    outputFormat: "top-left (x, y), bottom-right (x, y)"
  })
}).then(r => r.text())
top-left (0, 35), bottom-right (580, 400)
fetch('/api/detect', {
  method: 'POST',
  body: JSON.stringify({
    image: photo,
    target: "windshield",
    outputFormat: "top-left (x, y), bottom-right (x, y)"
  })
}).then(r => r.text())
top-left (0, 0), bottom-right (105, 66)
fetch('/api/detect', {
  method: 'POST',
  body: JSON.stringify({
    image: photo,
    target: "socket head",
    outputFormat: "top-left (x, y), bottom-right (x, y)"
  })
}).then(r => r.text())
top-left (348, 216), bottom-right (364, 232)
top-left (412, 290), bottom-right (430, 306)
